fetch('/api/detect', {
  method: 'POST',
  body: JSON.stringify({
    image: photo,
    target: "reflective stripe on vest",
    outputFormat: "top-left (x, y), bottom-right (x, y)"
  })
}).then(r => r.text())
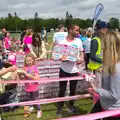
top-left (88, 37), bottom-right (102, 70)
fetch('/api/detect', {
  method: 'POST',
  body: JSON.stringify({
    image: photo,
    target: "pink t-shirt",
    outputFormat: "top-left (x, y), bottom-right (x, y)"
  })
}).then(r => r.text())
top-left (24, 65), bottom-right (39, 92)
top-left (23, 36), bottom-right (32, 53)
top-left (8, 52), bottom-right (16, 65)
top-left (4, 37), bottom-right (11, 50)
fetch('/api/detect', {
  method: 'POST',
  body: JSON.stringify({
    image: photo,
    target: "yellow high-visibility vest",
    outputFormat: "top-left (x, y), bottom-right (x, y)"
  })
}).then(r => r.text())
top-left (88, 37), bottom-right (102, 70)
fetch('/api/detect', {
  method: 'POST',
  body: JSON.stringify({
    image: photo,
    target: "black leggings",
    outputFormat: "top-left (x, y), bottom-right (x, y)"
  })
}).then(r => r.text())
top-left (57, 69), bottom-right (78, 109)
top-left (91, 100), bottom-right (120, 120)
top-left (85, 53), bottom-right (90, 69)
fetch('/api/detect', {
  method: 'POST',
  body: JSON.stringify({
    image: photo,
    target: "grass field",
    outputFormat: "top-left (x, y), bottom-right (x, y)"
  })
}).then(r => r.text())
top-left (2, 99), bottom-right (92, 120)
top-left (1, 33), bottom-right (93, 120)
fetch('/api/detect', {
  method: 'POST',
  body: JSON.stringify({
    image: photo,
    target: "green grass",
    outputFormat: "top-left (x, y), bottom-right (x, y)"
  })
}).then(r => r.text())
top-left (2, 99), bottom-right (92, 120)
top-left (11, 32), bottom-right (54, 43)
top-left (1, 33), bottom-right (93, 120)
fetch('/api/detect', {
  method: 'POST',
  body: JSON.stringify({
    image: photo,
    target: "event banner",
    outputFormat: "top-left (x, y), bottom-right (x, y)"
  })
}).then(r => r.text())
top-left (17, 59), bottom-right (91, 100)
top-left (93, 3), bottom-right (104, 32)
top-left (37, 59), bottom-right (61, 78)
top-left (52, 44), bottom-right (79, 62)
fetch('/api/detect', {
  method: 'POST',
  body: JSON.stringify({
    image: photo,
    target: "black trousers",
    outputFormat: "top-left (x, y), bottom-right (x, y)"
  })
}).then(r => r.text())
top-left (57, 69), bottom-right (78, 109)
top-left (85, 53), bottom-right (90, 69)
top-left (91, 100), bottom-right (120, 120)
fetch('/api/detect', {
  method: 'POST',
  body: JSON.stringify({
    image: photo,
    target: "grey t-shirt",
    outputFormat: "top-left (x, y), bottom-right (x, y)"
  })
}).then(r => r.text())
top-left (96, 63), bottom-right (120, 110)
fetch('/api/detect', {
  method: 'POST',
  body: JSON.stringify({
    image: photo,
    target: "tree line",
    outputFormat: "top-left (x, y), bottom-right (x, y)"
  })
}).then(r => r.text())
top-left (0, 12), bottom-right (119, 32)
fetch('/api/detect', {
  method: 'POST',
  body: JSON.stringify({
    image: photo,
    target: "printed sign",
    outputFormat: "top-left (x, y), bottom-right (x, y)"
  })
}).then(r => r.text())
top-left (16, 53), bottom-right (25, 68)
top-left (16, 59), bottom-right (92, 100)
top-left (52, 44), bottom-right (79, 62)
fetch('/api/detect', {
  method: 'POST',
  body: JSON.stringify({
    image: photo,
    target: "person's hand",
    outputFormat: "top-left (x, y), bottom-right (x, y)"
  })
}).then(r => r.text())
top-left (83, 74), bottom-right (97, 90)
top-left (24, 72), bottom-right (32, 79)
top-left (77, 60), bottom-right (82, 64)
top-left (36, 57), bottom-right (43, 61)
top-left (17, 70), bottom-right (28, 80)
top-left (87, 88), bottom-right (96, 95)
top-left (61, 55), bottom-right (68, 61)
top-left (96, 67), bottom-right (103, 73)
top-left (7, 66), bottom-right (17, 72)
top-left (77, 59), bottom-right (84, 64)
top-left (82, 74), bottom-right (94, 82)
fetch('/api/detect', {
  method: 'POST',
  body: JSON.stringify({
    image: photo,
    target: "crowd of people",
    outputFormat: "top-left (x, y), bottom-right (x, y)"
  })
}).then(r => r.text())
top-left (53, 22), bottom-right (120, 120)
top-left (0, 28), bottom-right (47, 118)
top-left (0, 21), bottom-right (120, 120)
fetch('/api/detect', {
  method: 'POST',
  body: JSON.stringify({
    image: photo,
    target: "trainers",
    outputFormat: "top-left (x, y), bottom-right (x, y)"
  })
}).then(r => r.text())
top-left (37, 110), bottom-right (42, 118)
top-left (29, 106), bottom-right (34, 112)
top-left (56, 109), bottom-right (62, 117)
top-left (68, 106), bottom-right (79, 115)
top-left (24, 110), bottom-right (30, 118)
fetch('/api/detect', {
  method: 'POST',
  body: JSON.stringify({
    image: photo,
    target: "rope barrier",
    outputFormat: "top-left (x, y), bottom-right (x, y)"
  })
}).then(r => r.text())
top-left (0, 94), bottom-right (91, 107)
top-left (57, 109), bottom-right (120, 120)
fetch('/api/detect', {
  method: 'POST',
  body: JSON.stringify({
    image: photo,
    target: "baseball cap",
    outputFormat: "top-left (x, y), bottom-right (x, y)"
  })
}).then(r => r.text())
top-left (97, 21), bottom-right (107, 31)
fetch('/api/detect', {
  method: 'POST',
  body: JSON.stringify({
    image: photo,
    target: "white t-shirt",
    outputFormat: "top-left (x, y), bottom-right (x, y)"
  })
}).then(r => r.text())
top-left (53, 32), bottom-right (68, 44)
top-left (82, 37), bottom-right (91, 53)
top-left (60, 38), bottom-right (83, 73)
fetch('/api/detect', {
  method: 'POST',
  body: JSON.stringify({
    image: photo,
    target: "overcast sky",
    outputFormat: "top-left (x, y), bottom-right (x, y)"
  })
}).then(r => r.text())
top-left (0, 0), bottom-right (119, 21)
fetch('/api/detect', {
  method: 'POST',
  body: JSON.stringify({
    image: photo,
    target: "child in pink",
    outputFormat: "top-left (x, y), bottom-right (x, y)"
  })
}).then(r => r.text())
top-left (4, 32), bottom-right (11, 50)
top-left (24, 65), bottom-right (39, 92)
top-left (24, 53), bottom-right (42, 118)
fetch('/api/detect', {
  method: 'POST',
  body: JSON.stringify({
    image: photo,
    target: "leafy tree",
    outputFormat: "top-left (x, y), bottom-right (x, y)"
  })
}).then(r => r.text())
top-left (14, 12), bottom-right (17, 17)
top-left (34, 12), bottom-right (40, 32)
top-left (66, 11), bottom-right (69, 19)
top-left (69, 14), bottom-right (73, 19)
top-left (8, 13), bottom-right (12, 19)
top-left (0, 12), bottom-right (118, 32)
top-left (109, 17), bottom-right (119, 29)
top-left (34, 12), bottom-right (38, 19)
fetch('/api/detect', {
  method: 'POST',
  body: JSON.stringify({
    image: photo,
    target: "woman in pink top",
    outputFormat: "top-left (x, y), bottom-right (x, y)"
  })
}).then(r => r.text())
top-left (23, 29), bottom-right (33, 53)
top-left (23, 53), bottom-right (42, 118)
top-left (4, 32), bottom-right (11, 50)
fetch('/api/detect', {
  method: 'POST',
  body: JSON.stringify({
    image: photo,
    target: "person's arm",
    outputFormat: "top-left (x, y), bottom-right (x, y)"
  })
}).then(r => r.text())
top-left (39, 41), bottom-right (47, 59)
top-left (25, 66), bottom-right (39, 80)
top-left (77, 40), bottom-right (84, 64)
top-left (77, 51), bottom-right (84, 64)
top-left (22, 37), bottom-right (25, 46)
top-left (3, 38), bottom-right (6, 50)
top-left (90, 39), bottom-right (102, 63)
top-left (0, 66), bottom-right (17, 76)
top-left (27, 44), bottom-right (37, 58)
top-left (95, 75), bottom-right (120, 101)
top-left (25, 73), bottom-right (39, 80)
top-left (53, 33), bottom-right (56, 44)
